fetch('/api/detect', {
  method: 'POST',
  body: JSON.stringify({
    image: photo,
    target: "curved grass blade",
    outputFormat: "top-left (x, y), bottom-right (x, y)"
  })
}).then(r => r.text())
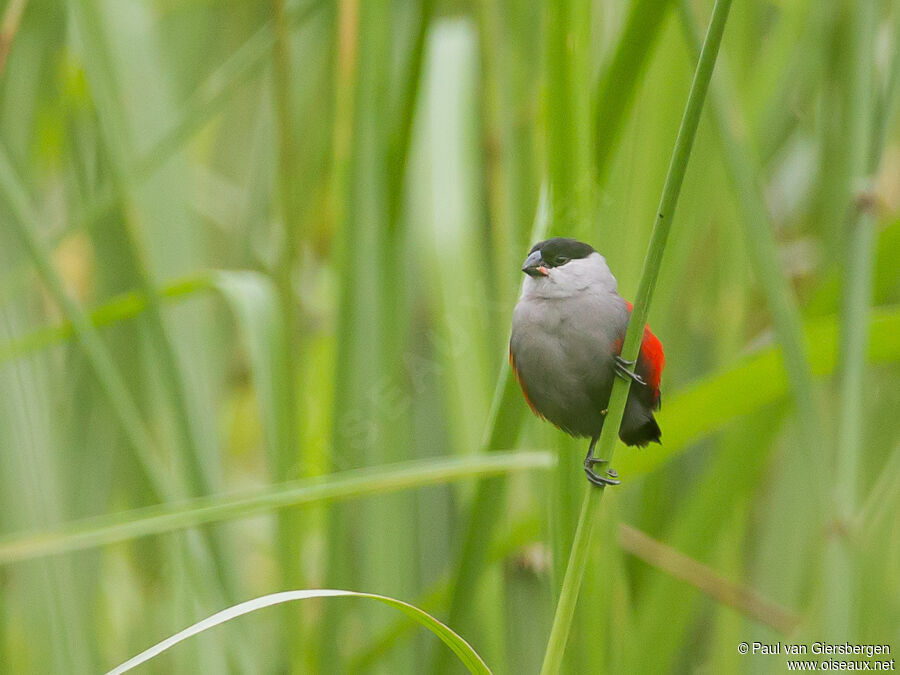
top-left (105, 590), bottom-right (491, 675)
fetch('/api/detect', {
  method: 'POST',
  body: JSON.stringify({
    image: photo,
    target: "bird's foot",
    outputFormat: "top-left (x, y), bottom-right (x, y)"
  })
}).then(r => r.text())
top-left (583, 456), bottom-right (621, 487)
top-left (614, 355), bottom-right (646, 386)
top-left (585, 466), bottom-right (621, 487)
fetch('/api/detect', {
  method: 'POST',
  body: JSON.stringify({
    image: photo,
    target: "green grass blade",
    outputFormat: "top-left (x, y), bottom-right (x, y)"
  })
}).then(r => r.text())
top-left (620, 306), bottom-right (900, 477)
top-left (545, 0), bottom-right (592, 235)
top-left (136, 0), bottom-right (326, 178)
top-left (387, 0), bottom-right (434, 228)
top-left (106, 589), bottom-right (491, 675)
top-left (677, 0), bottom-right (825, 496)
top-left (77, 0), bottom-right (328, 230)
top-left (540, 488), bottom-right (596, 674)
top-left (0, 451), bottom-right (553, 564)
top-left (593, 0), bottom-right (674, 186)
top-left (211, 271), bottom-right (289, 471)
top-left (441, 0), bottom-right (691, 641)
top-left (350, 516), bottom-right (542, 671)
top-left (0, 274), bottom-right (214, 366)
top-left (69, 0), bottom-right (219, 502)
top-left (541, 1), bottom-right (733, 671)
top-left (825, 0), bottom-right (879, 639)
top-left (269, 6), bottom-right (308, 660)
top-left (858, 443), bottom-right (900, 543)
top-left (438, 186), bottom-right (549, 648)
top-left (0, 146), bottom-right (180, 501)
top-left (68, 3), bottom-right (246, 612)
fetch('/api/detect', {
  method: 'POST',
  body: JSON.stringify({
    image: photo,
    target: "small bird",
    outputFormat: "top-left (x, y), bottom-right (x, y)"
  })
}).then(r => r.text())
top-left (509, 237), bottom-right (665, 486)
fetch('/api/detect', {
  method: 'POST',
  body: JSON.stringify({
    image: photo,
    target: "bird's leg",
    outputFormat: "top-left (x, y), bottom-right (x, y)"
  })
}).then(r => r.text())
top-left (614, 355), bottom-right (646, 386)
top-left (583, 437), bottom-right (621, 487)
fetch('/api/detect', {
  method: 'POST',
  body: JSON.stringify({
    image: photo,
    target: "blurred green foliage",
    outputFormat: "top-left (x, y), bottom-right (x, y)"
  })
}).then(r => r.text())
top-left (0, 0), bottom-right (897, 672)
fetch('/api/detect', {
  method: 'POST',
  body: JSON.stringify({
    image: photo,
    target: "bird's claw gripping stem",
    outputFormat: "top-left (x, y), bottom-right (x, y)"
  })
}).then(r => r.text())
top-left (584, 461), bottom-right (621, 487)
top-left (614, 355), bottom-right (646, 386)
top-left (584, 439), bottom-right (621, 487)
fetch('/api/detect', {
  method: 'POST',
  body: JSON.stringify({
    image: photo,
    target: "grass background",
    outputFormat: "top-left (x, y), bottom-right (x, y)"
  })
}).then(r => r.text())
top-left (0, 0), bottom-right (898, 672)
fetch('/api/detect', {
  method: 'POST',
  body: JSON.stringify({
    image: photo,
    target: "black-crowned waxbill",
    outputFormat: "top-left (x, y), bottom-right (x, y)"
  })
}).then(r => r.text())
top-left (509, 237), bottom-right (665, 486)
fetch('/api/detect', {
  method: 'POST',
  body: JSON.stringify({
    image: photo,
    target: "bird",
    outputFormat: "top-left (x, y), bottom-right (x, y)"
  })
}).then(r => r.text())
top-left (509, 237), bottom-right (665, 486)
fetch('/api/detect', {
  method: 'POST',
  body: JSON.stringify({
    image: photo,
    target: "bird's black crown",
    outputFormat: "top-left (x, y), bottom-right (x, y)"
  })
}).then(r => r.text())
top-left (529, 237), bottom-right (595, 267)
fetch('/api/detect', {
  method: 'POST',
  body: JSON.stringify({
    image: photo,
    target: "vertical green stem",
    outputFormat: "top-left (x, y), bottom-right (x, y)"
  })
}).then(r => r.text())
top-left (387, 0), bottom-right (434, 230)
top-left (0, 147), bottom-right (251, 669)
top-left (435, 190), bottom-right (549, 673)
top-left (440, 1), bottom-right (682, 654)
top-left (0, 150), bottom-right (176, 501)
top-left (593, 0), bottom-right (675, 187)
top-left (825, 0), bottom-right (878, 639)
top-left (676, 0), bottom-right (825, 499)
top-left (271, 0), bottom-right (305, 667)
top-left (538, 486), bottom-right (596, 673)
top-left (324, 1), bottom-right (416, 669)
top-left (545, 0), bottom-right (592, 235)
top-left (833, 0), bottom-right (878, 517)
top-left (544, 2), bottom-right (592, 667)
top-left (63, 17), bottom-right (262, 672)
top-left (271, 0), bottom-right (302, 492)
top-left (540, 0), bottom-right (733, 671)
top-left (68, 0), bottom-right (207, 492)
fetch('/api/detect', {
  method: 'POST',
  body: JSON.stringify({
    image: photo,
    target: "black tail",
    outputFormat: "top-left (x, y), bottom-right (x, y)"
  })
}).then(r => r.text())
top-left (619, 415), bottom-right (661, 447)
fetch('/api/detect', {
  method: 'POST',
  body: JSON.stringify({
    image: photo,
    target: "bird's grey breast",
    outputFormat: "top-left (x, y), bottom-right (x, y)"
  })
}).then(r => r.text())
top-left (510, 287), bottom-right (628, 436)
top-left (512, 290), bottom-right (626, 371)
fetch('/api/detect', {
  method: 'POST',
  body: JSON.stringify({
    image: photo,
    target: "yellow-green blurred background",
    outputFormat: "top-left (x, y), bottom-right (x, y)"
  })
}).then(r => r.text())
top-left (0, 0), bottom-right (897, 672)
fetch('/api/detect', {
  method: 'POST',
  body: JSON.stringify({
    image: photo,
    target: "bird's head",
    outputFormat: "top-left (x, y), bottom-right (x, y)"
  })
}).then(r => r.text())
top-left (520, 237), bottom-right (617, 298)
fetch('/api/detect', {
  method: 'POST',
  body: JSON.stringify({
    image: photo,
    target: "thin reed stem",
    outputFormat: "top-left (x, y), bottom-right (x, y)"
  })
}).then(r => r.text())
top-left (540, 1), bottom-right (734, 670)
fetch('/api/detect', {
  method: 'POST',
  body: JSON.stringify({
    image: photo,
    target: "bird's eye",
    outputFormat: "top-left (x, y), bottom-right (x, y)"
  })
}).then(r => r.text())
top-left (553, 256), bottom-right (569, 266)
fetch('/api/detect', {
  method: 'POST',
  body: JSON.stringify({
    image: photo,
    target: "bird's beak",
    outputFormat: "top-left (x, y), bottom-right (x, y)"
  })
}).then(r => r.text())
top-left (522, 250), bottom-right (549, 277)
